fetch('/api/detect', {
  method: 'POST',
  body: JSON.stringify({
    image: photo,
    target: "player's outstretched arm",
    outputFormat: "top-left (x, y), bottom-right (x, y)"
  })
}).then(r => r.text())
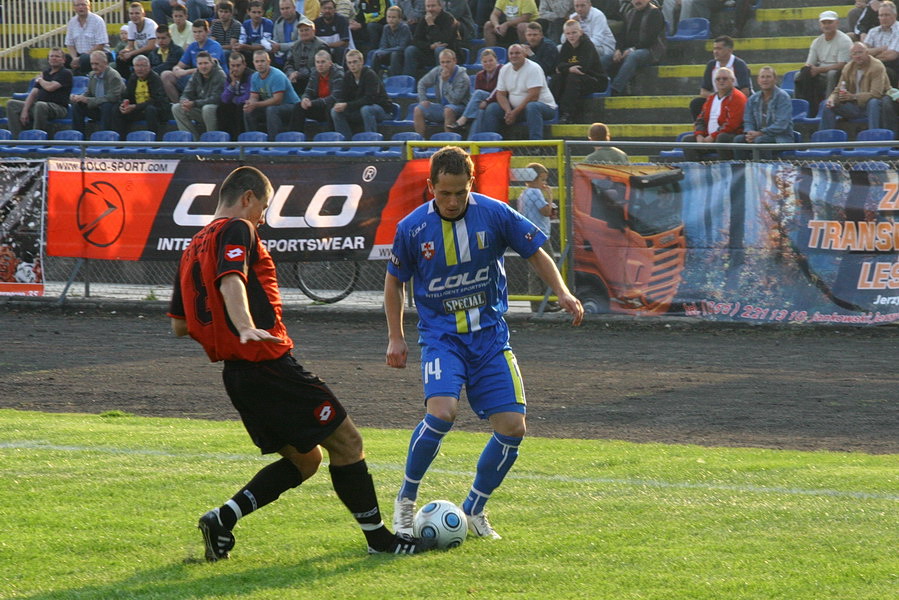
top-left (526, 249), bottom-right (584, 326)
top-left (219, 273), bottom-right (284, 344)
top-left (384, 271), bottom-right (408, 368)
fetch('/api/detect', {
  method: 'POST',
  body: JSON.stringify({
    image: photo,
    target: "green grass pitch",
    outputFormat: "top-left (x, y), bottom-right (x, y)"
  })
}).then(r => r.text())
top-left (0, 409), bottom-right (896, 600)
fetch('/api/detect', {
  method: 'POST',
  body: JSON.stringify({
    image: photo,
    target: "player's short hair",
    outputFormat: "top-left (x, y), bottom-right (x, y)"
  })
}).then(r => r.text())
top-left (220, 166), bottom-right (273, 207)
top-left (588, 122), bottom-right (611, 141)
top-left (430, 146), bottom-right (473, 183)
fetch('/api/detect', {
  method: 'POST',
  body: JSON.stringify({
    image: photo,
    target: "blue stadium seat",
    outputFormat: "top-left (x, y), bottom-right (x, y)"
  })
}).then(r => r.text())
top-left (415, 131), bottom-right (461, 158)
top-left (0, 129), bottom-right (12, 141)
top-left (781, 70), bottom-right (797, 97)
top-left (11, 128), bottom-right (49, 154)
top-left (384, 130), bottom-right (423, 156)
top-left (237, 130), bottom-right (268, 154)
top-left (659, 131), bottom-right (692, 159)
top-left (197, 130), bottom-right (232, 154)
top-left (844, 128), bottom-right (894, 158)
top-left (306, 131), bottom-right (345, 155)
top-left (667, 18), bottom-right (711, 41)
top-left (794, 128), bottom-right (848, 158)
top-left (791, 98), bottom-right (809, 120)
top-left (35, 129), bottom-right (83, 155)
top-left (384, 75), bottom-right (416, 98)
top-left (11, 78), bottom-right (37, 101)
top-left (794, 100), bottom-right (825, 127)
top-left (342, 131), bottom-right (384, 156)
top-left (153, 129), bottom-right (194, 154)
top-left (384, 102), bottom-right (417, 128)
top-left (110, 129), bottom-right (157, 154)
top-left (470, 131), bottom-right (503, 153)
top-left (71, 75), bottom-right (89, 96)
top-left (262, 130), bottom-right (306, 155)
top-left (776, 130), bottom-right (804, 158)
top-left (86, 129), bottom-right (120, 154)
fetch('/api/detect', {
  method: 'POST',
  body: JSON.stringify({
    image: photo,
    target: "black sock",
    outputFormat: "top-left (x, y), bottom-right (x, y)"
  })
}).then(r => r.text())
top-left (218, 458), bottom-right (302, 530)
top-left (329, 459), bottom-right (394, 550)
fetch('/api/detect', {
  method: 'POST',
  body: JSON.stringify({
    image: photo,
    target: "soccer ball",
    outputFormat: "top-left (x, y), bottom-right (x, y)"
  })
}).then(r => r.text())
top-left (413, 500), bottom-right (468, 549)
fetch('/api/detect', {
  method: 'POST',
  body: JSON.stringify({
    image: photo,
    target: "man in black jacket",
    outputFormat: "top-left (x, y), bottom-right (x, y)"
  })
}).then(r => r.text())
top-left (523, 21), bottom-right (559, 77)
top-left (608, 0), bottom-right (665, 96)
top-left (551, 20), bottom-right (607, 123)
top-left (149, 26), bottom-right (184, 76)
top-left (331, 49), bottom-right (394, 139)
top-left (403, 0), bottom-right (459, 77)
top-left (288, 49), bottom-right (345, 134)
top-left (111, 54), bottom-right (171, 138)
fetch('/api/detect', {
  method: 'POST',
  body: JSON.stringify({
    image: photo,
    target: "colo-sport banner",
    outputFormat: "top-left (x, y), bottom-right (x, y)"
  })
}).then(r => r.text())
top-left (0, 160), bottom-right (45, 297)
top-left (573, 162), bottom-right (899, 325)
top-left (46, 154), bottom-right (511, 262)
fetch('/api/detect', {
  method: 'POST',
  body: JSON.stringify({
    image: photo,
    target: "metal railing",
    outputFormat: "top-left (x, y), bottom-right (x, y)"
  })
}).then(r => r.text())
top-left (0, 1), bottom-right (122, 71)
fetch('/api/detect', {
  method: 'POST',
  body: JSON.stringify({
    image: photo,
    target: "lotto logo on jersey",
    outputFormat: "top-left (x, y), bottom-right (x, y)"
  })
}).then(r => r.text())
top-left (314, 401), bottom-right (336, 424)
top-left (224, 245), bottom-right (246, 261)
top-left (421, 241), bottom-right (435, 260)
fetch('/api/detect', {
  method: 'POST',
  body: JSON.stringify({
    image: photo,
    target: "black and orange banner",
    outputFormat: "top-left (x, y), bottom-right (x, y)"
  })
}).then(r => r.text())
top-left (46, 153), bottom-right (512, 262)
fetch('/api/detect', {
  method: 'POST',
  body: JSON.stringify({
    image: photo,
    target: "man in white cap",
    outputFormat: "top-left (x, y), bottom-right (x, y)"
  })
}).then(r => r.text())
top-left (794, 10), bottom-right (853, 117)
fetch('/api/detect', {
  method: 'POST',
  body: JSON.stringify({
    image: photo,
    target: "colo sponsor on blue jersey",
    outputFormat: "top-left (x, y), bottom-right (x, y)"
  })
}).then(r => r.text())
top-left (388, 193), bottom-right (547, 336)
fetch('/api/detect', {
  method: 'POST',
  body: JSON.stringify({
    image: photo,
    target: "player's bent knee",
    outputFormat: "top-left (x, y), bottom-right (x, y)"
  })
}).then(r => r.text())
top-left (321, 418), bottom-right (365, 465)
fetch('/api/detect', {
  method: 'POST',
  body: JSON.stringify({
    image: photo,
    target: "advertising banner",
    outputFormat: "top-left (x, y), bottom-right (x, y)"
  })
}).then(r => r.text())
top-left (0, 160), bottom-right (45, 297)
top-left (47, 153), bottom-right (512, 262)
top-left (572, 162), bottom-right (899, 324)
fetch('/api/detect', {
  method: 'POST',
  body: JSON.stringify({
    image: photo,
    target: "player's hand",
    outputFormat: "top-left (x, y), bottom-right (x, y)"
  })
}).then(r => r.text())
top-left (386, 338), bottom-right (408, 368)
top-left (238, 327), bottom-right (283, 344)
top-left (558, 292), bottom-right (584, 326)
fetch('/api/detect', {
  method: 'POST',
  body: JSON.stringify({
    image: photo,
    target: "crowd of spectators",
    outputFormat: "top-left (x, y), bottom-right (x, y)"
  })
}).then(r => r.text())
top-left (17, 0), bottom-right (899, 154)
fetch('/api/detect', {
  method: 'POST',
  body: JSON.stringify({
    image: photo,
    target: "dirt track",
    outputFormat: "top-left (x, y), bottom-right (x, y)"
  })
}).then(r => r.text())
top-left (0, 303), bottom-right (896, 454)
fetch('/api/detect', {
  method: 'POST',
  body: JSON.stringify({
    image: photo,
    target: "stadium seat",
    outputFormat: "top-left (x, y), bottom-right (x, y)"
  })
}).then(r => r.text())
top-left (384, 75), bottom-right (416, 98)
top-left (11, 78), bottom-right (37, 101)
top-left (667, 18), bottom-right (711, 41)
top-left (470, 131), bottom-right (503, 153)
top-left (10, 128), bottom-right (50, 154)
top-left (843, 128), bottom-right (894, 158)
top-left (236, 130), bottom-right (268, 154)
top-left (153, 129), bottom-right (194, 154)
top-left (415, 131), bottom-right (461, 158)
top-left (342, 131), bottom-right (384, 156)
top-left (86, 129), bottom-right (120, 154)
top-left (197, 130), bottom-right (232, 155)
top-left (791, 98), bottom-right (809, 120)
top-left (71, 75), bottom-right (89, 96)
top-left (794, 100), bottom-right (825, 127)
top-left (306, 130), bottom-right (345, 155)
top-left (34, 129), bottom-right (83, 155)
top-left (659, 131), bottom-right (692, 160)
top-left (776, 130), bottom-right (804, 158)
top-left (0, 128), bottom-right (12, 141)
top-left (794, 128), bottom-right (848, 158)
top-left (383, 102), bottom-right (415, 127)
top-left (780, 70), bottom-right (797, 97)
top-left (261, 130), bottom-right (306, 155)
top-left (109, 129), bottom-right (157, 155)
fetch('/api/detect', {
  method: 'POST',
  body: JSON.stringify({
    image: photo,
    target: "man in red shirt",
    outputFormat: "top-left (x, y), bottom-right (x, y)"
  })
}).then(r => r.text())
top-left (168, 166), bottom-right (433, 560)
top-left (683, 66), bottom-right (746, 160)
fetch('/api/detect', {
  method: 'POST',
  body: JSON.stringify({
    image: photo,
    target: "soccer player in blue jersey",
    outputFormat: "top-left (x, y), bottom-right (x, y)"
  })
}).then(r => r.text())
top-left (384, 146), bottom-right (584, 539)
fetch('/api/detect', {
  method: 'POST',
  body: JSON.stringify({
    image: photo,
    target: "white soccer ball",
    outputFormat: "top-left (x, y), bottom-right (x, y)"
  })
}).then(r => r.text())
top-left (413, 500), bottom-right (467, 549)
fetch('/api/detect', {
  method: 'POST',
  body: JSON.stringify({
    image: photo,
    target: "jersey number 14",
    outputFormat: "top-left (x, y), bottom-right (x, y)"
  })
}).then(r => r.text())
top-left (424, 358), bottom-right (442, 383)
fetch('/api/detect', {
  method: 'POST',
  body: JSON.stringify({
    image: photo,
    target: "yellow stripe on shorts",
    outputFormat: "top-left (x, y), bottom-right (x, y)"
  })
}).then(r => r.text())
top-left (442, 219), bottom-right (457, 266)
top-left (504, 350), bottom-right (525, 405)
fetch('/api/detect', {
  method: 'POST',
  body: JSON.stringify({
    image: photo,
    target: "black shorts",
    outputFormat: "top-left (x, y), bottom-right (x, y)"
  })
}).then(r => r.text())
top-left (222, 353), bottom-right (347, 454)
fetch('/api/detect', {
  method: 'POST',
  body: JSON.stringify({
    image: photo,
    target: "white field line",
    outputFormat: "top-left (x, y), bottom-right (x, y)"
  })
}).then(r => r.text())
top-left (3, 440), bottom-right (898, 502)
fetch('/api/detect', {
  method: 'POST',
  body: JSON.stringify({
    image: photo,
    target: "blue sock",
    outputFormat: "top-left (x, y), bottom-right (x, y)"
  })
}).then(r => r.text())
top-left (462, 432), bottom-right (522, 515)
top-left (397, 413), bottom-right (454, 501)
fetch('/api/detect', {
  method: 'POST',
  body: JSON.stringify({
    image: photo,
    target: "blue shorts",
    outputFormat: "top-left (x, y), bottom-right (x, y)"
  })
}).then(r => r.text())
top-left (419, 325), bottom-right (526, 419)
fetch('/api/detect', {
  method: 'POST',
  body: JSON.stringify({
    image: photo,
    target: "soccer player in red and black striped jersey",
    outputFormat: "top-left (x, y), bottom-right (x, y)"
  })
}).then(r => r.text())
top-left (168, 165), bottom-right (434, 559)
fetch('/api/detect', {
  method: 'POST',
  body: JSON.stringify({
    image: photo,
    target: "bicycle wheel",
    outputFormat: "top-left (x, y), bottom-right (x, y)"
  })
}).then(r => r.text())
top-left (296, 261), bottom-right (361, 303)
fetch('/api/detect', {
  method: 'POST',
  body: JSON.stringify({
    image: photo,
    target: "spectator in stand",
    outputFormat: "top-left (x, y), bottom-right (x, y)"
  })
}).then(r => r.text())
top-left (661, 0), bottom-right (724, 36)
top-left (7, 48), bottom-right (72, 137)
top-left (370, 6), bottom-right (413, 77)
top-left (536, 0), bottom-right (573, 43)
top-left (162, 20), bottom-right (226, 102)
top-left (71, 51), bottom-right (125, 134)
top-left (582, 121), bottom-right (628, 164)
top-left (300, 0), bottom-right (322, 21)
top-left (523, 21), bottom-right (559, 77)
top-left (243, 50), bottom-right (300, 139)
top-left (413, 48), bottom-right (471, 136)
top-left (863, 1), bottom-right (899, 86)
top-left (552, 19), bottom-right (607, 124)
top-left (451, 47), bottom-right (502, 134)
top-left (733, 66), bottom-right (794, 159)
top-left (566, 0), bottom-right (615, 70)
top-left (820, 42), bottom-right (888, 133)
top-left (517, 162), bottom-right (561, 313)
top-left (608, 0), bottom-right (665, 96)
top-left (443, 0), bottom-right (477, 42)
top-left (210, 1), bottom-right (244, 59)
top-left (315, 0), bottom-right (352, 64)
top-left (171, 51), bottom-right (226, 138)
top-left (113, 25), bottom-right (131, 54)
top-left (331, 49), bottom-right (394, 138)
top-left (592, 0), bottom-right (623, 37)
top-left (794, 11), bottom-right (852, 118)
top-left (689, 35), bottom-right (752, 120)
top-left (271, 0), bottom-right (301, 67)
top-left (150, 26), bottom-right (185, 75)
top-left (404, 0), bottom-right (460, 77)
top-left (169, 4), bottom-right (194, 49)
top-left (288, 49), bottom-right (343, 134)
top-left (480, 43), bottom-right (558, 140)
top-left (483, 0), bottom-right (537, 48)
top-left (117, 3), bottom-right (159, 79)
top-left (285, 17), bottom-right (329, 94)
top-left (218, 52), bottom-right (252, 138)
top-left (396, 0), bottom-right (425, 30)
top-left (152, 0), bottom-right (215, 24)
top-left (683, 66), bottom-right (745, 161)
top-left (235, 1), bottom-right (275, 65)
top-left (849, 0), bottom-right (882, 41)
top-left (65, 0), bottom-right (111, 76)
top-left (111, 55), bottom-right (170, 139)
top-left (334, 0), bottom-right (356, 20)
top-left (351, 0), bottom-right (390, 53)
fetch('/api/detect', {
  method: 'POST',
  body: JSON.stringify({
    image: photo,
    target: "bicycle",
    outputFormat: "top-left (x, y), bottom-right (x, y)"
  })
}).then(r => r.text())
top-left (295, 260), bottom-right (361, 303)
